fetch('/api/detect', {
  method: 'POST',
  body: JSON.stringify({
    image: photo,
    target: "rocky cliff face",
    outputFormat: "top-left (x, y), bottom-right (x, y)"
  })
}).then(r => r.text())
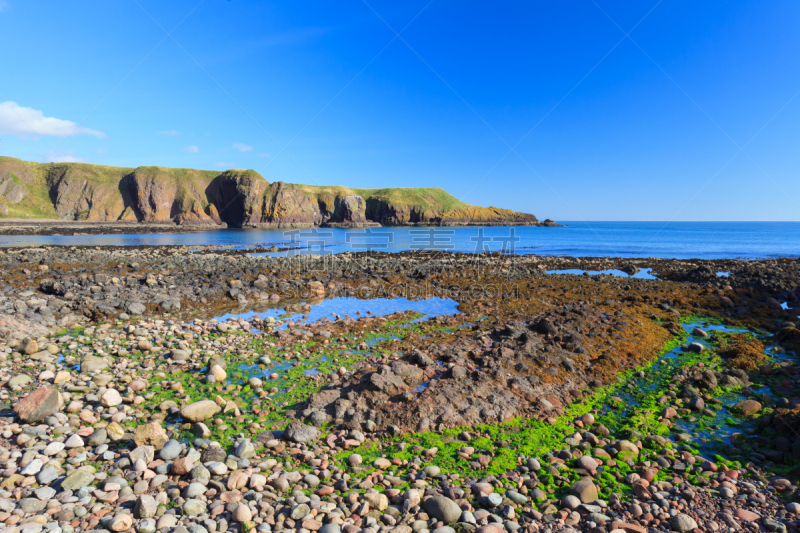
top-left (0, 157), bottom-right (549, 227)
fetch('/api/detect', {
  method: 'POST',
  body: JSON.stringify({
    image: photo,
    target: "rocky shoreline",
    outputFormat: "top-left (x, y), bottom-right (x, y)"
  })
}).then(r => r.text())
top-left (0, 246), bottom-right (798, 533)
top-left (0, 221), bottom-right (564, 237)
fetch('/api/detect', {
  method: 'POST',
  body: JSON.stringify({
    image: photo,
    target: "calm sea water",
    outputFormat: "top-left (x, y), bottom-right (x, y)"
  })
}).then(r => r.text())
top-left (1, 221), bottom-right (798, 259)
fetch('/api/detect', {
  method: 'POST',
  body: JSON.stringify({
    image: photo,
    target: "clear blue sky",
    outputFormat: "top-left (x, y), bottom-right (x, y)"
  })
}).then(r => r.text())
top-left (1, 0), bottom-right (799, 221)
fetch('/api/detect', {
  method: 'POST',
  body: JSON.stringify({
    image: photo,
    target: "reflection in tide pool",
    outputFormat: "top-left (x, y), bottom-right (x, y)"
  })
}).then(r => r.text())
top-left (546, 268), bottom-right (656, 280)
top-left (212, 296), bottom-right (460, 327)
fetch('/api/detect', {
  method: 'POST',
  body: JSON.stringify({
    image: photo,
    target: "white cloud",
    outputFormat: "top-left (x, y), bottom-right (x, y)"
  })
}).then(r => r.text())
top-left (183, 145), bottom-right (199, 154)
top-left (0, 101), bottom-right (105, 139)
top-left (213, 162), bottom-right (235, 169)
top-left (94, 148), bottom-right (108, 155)
top-left (43, 149), bottom-right (87, 163)
top-left (158, 129), bottom-right (180, 136)
top-left (0, 1), bottom-right (9, 13)
top-left (232, 143), bottom-right (253, 153)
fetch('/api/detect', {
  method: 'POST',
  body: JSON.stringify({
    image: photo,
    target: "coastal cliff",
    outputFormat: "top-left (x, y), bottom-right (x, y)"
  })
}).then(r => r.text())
top-left (0, 157), bottom-right (555, 228)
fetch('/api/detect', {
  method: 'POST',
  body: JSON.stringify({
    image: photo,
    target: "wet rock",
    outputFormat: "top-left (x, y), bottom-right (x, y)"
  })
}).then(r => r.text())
top-left (734, 399), bottom-right (762, 416)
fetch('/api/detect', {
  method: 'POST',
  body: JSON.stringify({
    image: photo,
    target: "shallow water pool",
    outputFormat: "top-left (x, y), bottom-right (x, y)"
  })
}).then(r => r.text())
top-left (212, 296), bottom-right (461, 327)
top-left (546, 268), bottom-right (656, 280)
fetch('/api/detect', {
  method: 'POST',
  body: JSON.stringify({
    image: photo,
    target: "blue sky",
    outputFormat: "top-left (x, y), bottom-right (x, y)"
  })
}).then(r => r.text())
top-left (1, 0), bottom-right (799, 221)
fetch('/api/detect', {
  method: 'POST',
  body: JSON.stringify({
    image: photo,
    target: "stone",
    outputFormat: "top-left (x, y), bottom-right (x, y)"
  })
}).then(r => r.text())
top-left (172, 457), bottom-right (194, 475)
top-left (732, 509), bottom-right (761, 522)
top-left (36, 465), bottom-right (58, 484)
top-left (670, 513), bottom-right (698, 532)
top-left (81, 355), bottom-right (108, 373)
top-left (100, 388), bottom-right (123, 407)
top-left (20, 458), bottom-right (43, 475)
top-left (183, 499), bottom-right (208, 516)
top-left (130, 445), bottom-right (155, 464)
top-left (127, 302), bottom-right (146, 315)
top-left (423, 495), bottom-right (462, 524)
top-left (733, 400), bottom-right (762, 416)
top-left (285, 421), bottom-right (321, 443)
top-left (562, 495), bottom-right (581, 510)
top-left (134, 421), bottom-right (169, 448)
top-left (87, 428), bottom-right (108, 446)
top-left (9, 374), bottom-right (31, 387)
top-left (615, 440), bottom-right (639, 454)
top-left (137, 519), bottom-right (157, 533)
top-left (569, 479), bottom-right (598, 503)
top-left (235, 439), bottom-right (255, 459)
top-left (577, 456), bottom-right (598, 473)
top-left (106, 421), bottom-right (125, 440)
top-left (232, 503), bottom-right (252, 522)
top-left (109, 514), bottom-right (134, 532)
top-left (181, 400), bottom-right (220, 422)
top-left (14, 387), bottom-right (64, 422)
top-left (34, 487), bottom-right (55, 500)
top-left (290, 503), bottom-right (310, 520)
top-left (160, 439), bottom-right (182, 461)
top-left (135, 495), bottom-right (158, 518)
top-left (61, 468), bottom-right (95, 491)
top-left (21, 338), bottom-right (38, 355)
top-left (210, 365), bottom-right (226, 381)
top-left (18, 498), bottom-right (47, 513)
top-left (363, 493), bottom-right (388, 511)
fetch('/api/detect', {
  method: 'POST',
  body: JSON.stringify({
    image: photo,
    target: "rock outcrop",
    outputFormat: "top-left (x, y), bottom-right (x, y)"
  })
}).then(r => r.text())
top-left (0, 157), bottom-right (551, 227)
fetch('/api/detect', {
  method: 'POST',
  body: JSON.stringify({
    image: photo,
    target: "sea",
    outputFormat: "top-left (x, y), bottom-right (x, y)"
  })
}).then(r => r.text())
top-left (1, 221), bottom-right (798, 260)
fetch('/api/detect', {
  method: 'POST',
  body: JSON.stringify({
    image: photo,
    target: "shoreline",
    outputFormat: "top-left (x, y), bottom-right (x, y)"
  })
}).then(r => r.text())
top-left (0, 246), bottom-right (797, 533)
top-left (0, 219), bottom-right (562, 236)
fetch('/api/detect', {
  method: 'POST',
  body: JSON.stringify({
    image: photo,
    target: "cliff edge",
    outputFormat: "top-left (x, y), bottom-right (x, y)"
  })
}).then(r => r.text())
top-left (0, 157), bottom-right (554, 228)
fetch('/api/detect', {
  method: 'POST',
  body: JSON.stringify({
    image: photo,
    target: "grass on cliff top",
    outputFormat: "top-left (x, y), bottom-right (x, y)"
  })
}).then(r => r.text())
top-left (353, 187), bottom-right (470, 211)
top-left (297, 185), bottom-right (471, 212)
